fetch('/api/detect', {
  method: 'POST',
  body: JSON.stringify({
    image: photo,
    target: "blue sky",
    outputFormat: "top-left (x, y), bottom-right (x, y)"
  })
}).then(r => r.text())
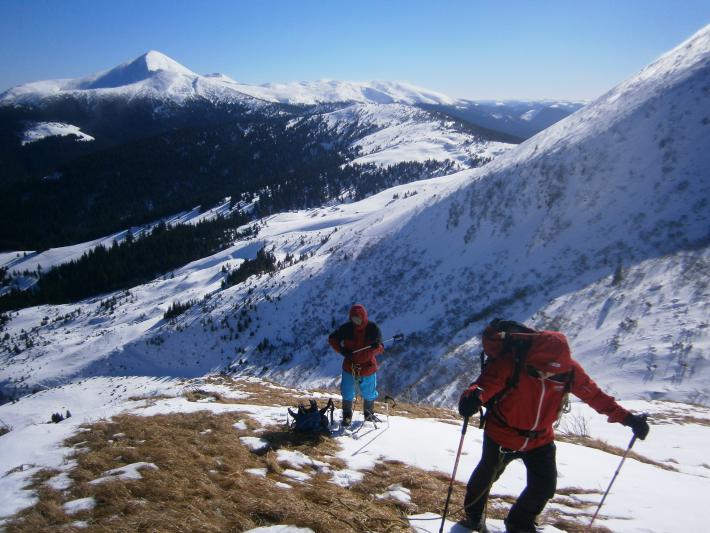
top-left (1, 0), bottom-right (708, 100)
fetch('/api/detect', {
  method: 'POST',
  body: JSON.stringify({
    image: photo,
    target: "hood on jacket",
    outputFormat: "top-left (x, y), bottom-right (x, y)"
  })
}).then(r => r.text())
top-left (349, 304), bottom-right (368, 330)
top-left (525, 331), bottom-right (573, 374)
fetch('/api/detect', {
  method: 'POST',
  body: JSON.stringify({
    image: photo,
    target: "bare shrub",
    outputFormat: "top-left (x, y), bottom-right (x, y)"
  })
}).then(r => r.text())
top-left (558, 412), bottom-right (591, 438)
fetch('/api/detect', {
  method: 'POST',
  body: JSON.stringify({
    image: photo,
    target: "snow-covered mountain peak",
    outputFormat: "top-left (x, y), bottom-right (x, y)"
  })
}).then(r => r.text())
top-left (0, 51), bottom-right (255, 105)
top-left (74, 50), bottom-right (197, 90)
top-left (142, 50), bottom-right (195, 75)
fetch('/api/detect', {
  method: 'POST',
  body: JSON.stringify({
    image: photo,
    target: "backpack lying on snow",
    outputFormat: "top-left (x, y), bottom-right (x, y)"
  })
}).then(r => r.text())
top-left (479, 318), bottom-right (574, 427)
top-left (287, 399), bottom-right (335, 434)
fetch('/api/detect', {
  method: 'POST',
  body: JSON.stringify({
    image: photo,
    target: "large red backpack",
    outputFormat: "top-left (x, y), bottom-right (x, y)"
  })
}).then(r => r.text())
top-left (479, 318), bottom-right (574, 426)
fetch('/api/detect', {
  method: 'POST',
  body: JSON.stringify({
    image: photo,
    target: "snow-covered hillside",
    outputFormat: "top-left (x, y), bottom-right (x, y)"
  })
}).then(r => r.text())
top-left (21, 122), bottom-right (95, 146)
top-left (1, 25), bottom-right (708, 408)
top-left (0, 199), bottom-right (241, 274)
top-left (0, 198), bottom-right (244, 295)
top-left (300, 103), bottom-right (511, 168)
top-left (1, 376), bottom-right (708, 532)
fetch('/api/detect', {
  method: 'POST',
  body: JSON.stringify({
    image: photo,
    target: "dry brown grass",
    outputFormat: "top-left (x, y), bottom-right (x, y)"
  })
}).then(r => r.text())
top-left (6, 411), bottom-right (416, 533)
top-left (556, 434), bottom-right (678, 471)
top-left (648, 413), bottom-right (710, 427)
top-left (127, 394), bottom-right (175, 403)
top-left (8, 407), bottom-right (572, 532)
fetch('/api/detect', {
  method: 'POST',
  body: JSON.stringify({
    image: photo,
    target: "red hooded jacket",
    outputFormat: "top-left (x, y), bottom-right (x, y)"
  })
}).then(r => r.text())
top-left (472, 331), bottom-right (630, 451)
top-left (328, 304), bottom-right (384, 377)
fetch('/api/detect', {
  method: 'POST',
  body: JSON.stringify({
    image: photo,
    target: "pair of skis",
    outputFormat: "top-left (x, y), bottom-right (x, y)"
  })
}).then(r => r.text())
top-left (336, 395), bottom-right (395, 438)
top-left (334, 415), bottom-right (381, 438)
top-left (351, 415), bottom-right (383, 438)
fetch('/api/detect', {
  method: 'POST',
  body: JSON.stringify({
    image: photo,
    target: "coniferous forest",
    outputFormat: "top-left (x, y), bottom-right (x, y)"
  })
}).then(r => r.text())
top-left (0, 212), bottom-right (254, 311)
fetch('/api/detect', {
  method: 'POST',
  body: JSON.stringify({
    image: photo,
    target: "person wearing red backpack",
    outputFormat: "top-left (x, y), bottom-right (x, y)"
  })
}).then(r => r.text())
top-left (328, 304), bottom-right (384, 426)
top-left (457, 319), bottom-right (650, 533)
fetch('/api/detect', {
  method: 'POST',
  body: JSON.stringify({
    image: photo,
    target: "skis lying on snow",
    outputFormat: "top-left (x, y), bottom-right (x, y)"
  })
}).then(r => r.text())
top-left (334, 396), bottom-right (395, 438)
top-left (336, 415), bottom-right (385, 439)
top-left (351, 416), bottom-right (381, 438)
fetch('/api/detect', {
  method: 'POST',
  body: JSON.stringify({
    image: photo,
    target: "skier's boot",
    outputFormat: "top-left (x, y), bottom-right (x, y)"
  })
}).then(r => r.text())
top-left (363, 399), bottom-right (379, 422)
top-left (456, 511), bottom-right (488, 532)
top-left (456, 517), bottom-right (488, 532)
top-left (504, 518), bottom-right (540, 533)
top-left (341, 400), bottom-right (353, 427)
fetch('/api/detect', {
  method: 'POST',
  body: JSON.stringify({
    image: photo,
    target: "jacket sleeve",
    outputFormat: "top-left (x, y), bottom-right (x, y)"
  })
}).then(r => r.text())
top-left (471, 356), bottom-right (512, 404)
top-left (570, 361), bottom-right (630, 423)
top-left (370, 323), bottom-right (384, 357)
top-left (328, 326), bottom-right (345, 354)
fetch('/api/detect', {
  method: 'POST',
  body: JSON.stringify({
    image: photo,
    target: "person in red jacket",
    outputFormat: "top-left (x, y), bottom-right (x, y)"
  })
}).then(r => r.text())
top-left (457, 323), bottom-right (650, 533)
top-left (328, 304), bottom-right (384, 426)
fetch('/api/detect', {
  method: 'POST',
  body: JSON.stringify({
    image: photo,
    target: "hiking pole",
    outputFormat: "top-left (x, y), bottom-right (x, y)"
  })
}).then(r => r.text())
top-left (351, 333), bottom-right (405, 354)
top-left (384, 395), bottom-right (396, 428)
top-left (589, 425), bottom-right (643, 529)
top-left (439, 416), bottom-right (469, 533)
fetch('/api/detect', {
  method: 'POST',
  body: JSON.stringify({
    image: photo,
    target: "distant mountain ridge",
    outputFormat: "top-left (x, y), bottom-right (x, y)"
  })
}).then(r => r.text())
top-left (0, 50), bottom-right (582, 139)
top-left (0, 51), bottom-right (455, 106)
top-left (427, 99), bottom-right (586, 140)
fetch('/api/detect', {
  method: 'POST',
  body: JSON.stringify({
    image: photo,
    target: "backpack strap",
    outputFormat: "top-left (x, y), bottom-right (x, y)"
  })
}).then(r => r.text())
top-left (478, 319), bottom-right (538, 429)
top-left (320, 398), bottom-right (335, 426)
top-left (287, 407), bottom-right (298, 428)
top-left (508, 342), bottom-right (526, 389)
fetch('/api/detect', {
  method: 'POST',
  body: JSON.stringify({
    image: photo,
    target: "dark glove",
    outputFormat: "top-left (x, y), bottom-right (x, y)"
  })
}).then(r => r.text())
top-left (623, 413), bottom-right (650, 440)
top-left (341, 348), bottom-right (353, 358)
top-left (370, 342), bottom-right (381, 349)
top-left (458, 387), bottom-right (482, 417)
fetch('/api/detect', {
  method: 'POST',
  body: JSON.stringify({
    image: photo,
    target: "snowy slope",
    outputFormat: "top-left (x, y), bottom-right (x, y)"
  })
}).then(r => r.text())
top-left (1, 376), bottom-right (708, 532)
top-left (21, 122), bottom-right (95, 145)
top-left (0, 198), bottom-right (239, 277)
top-left (1, 27), bottom-right (709, 410)
top-left (300, 103), bottom-right (511, 168)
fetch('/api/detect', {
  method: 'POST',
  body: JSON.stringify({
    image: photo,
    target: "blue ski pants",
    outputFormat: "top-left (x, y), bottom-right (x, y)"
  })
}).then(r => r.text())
top-left (341, 371), bottom-right (378, 401)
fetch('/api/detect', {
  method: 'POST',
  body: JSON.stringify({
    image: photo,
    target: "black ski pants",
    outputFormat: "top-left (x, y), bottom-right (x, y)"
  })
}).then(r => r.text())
top-left (464, 434), bottom-right (557, 529)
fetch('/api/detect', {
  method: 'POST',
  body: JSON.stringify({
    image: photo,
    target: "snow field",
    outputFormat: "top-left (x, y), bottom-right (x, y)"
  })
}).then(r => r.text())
top-left (21, 122), bottom-right (94, 146)
top-left (312, 102), bottom-right (513, 169)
